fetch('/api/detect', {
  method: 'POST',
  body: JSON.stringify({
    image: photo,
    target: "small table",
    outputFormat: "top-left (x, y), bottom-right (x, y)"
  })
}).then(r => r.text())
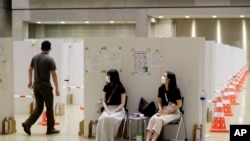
top-left (128, 116), bottom-right (149, 141)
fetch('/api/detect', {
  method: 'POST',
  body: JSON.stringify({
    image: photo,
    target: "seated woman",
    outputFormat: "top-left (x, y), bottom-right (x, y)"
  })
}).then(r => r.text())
top-left (146, 71), bottom-right (182, 141)
top-left (96, 69), bottom-right (126, 141)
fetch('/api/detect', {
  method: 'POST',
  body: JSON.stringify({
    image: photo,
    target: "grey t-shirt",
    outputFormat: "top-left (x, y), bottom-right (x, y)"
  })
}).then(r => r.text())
top-left (31, 52), bottom-right (56, 86)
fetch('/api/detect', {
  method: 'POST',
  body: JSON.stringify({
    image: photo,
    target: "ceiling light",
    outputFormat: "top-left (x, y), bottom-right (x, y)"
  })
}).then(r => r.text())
top-left (240, 15), bottom-right (245, 18)
top-left (151, 18), bottom-right (156, 23)
top-left (158, 16), bottom-right (163, 19)
top-left (212, 15), bottom-right (217, 18)
top-left (36, 21), bottom-right (41, 24)
top-left (61, 21), bottom-right (65, 24)
top-left (185, 16), bottom-right (190, 18)
top-left (85, 21), bottom-right (89, 24)
top-left (109, 21), bottom-right (114, 23)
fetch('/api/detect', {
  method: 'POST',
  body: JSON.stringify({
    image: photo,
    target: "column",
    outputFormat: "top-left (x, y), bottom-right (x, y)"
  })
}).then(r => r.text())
top-left (12, 10), bottom-right (28, 40)
top-left (135, 9), bottom-right (150, 37)
top-left (0, 9), bottom-right (11, 37)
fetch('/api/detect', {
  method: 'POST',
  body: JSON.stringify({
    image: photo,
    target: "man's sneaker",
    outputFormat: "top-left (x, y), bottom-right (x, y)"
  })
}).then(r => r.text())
top-left (22, 123), bottom-right (31, 135)
top-left (46, 128), bottom-right (60, 135)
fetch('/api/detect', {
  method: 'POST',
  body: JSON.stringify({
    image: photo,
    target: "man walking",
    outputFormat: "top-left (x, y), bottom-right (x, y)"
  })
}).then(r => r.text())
top-left (22, 40), bottom-right (60, 135)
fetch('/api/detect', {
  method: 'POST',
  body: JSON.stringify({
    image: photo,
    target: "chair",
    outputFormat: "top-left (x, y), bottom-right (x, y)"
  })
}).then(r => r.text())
top-left (122, 95), bottom-right (129, 140)
top-left (99, 96), bottom-right (128, 140)
top-left (163, 97), bottom-right (188, 141)
top-left (119, 95), bottom-right (128, 140)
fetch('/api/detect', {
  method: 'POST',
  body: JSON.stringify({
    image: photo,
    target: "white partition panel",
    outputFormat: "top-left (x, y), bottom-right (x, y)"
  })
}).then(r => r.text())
top-left (204, 42), bottom-right (247, 139)
top-left (161, 38), bottom-right (206, 140)
top-left (204, 41), bottom-right (216, 110)
top-left (61, 40), bottom-right (84, 105)
top-left (214, 43), bottom-right (223, 91)
top-left (13, 38), bottom-right (246, 140)
top-left (84, 38), bottom-right (117, 139)
top-left (34, 39), bottom-right (63, 101)
top-left (121, 38), bottom-right (163, 112)
top-left (61, 41), bottom-right (70, 104)
top-left (0, 38), bottom-right (14, 132)
top-left (13, 41), bottom-right (34, 95)
top-left (15, 39), bottom-right (84, 113)
top-left (84, 37), bottom-right (206, 141)
top-left (13, 41), bottom-right (34, 114)
top-left (206, 42), bottom-right (246, 98)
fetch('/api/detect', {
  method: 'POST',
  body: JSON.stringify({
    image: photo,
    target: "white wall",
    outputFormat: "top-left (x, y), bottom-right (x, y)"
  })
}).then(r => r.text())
top-left (83, 37), bottom-right (206, 141)
top-left (14, 39), bottom-right (64, 113)
top-left (13, 41), bottom-right (34, 114)
top-left (161, 38), bottom-right (206, 139)
top-left (204, 41), bottom-right (246, 138)
top-left (205, 41), bottom-right (246, 101)
top-left (13, 39), bottom-right (84, 114)
top-left (0, 38), bottom-right (14, 132)
top-left (11, 37), bottom-right (246, 140)
top-left (61, 39), bottom-right (84, 105)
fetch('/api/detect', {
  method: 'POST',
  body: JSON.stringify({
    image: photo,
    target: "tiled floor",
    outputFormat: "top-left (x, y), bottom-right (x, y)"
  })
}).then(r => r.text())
top-left (1, 76), bottom-right (249, 141)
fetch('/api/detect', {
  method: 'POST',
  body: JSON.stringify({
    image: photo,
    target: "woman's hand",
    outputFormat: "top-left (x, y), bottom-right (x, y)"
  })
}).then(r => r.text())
top-left (157, 109), bottom-right (169, 116)
top-left (162, 110), bottom-right (169, 115)
top-left (106, 110), bottom-right (115, 115)
top-left (106, 110), bottom-right (111, 115)
top-left (157, 109), bottom-right (164, 115)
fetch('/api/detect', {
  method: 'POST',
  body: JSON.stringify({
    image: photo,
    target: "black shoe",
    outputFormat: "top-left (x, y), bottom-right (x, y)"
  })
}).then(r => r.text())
top-left (46, 128), bottom-right (60, 135)
top-left (22, 123), bottom-right (31, 135)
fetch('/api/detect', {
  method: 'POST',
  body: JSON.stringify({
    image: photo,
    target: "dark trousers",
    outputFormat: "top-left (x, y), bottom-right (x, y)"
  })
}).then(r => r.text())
top-left (25, 83), bottom-right (55, 131)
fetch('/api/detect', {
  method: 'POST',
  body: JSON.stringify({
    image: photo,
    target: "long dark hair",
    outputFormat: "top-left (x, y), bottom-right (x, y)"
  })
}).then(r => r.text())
top-left (167, 71), bottom-right (178, 90)
top-left (107, 69), bottom-right (122, 86)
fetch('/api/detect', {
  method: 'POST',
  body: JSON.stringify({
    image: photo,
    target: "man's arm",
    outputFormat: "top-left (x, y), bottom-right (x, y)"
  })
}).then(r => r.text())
top-left (51, 70), bottom-right (60, 96)
top-left (28, 66), bottom-right (33, 89)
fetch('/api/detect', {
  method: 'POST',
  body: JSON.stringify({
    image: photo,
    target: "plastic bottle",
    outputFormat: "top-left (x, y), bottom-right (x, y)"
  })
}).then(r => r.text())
top-left (2, 117), bottom-right (9, 134)
top-left (59, 103), bottom-right (64, 115)
top-left (91, 120), bottom-right (97, 137)
top-left (195, 124), bottom-right (202, 141)
top-left (88, 120), bottom-right (98, 138)
top-left (136, 133), bottom-right (142, 141)
top-left (9, 117), bottom-right (16, 133)
top-left (55, 103), bottom-right (60, 115)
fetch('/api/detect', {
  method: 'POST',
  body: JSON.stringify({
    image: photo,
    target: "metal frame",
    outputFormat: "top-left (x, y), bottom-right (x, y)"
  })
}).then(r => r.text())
top-left (121, 96), bottom-right (128, 140)
top-left (121, 111), bottom-right (127, 140)
top-left (165, 97), bottom-right (188, 141)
